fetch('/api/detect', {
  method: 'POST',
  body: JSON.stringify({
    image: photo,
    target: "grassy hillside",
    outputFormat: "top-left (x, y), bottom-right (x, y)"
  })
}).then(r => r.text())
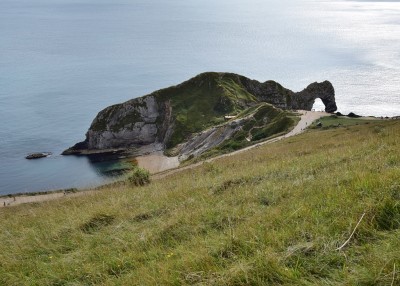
top-left (185, 103), bottom-right (299, 161)
top-left (151, 72), bottom-right (298, 156)
top-left (1, 119), bottom-right (400, 285)
top-left (152, 73), bottom-right (259, 149)
top-left (83, 72), bottom-right (297, 152)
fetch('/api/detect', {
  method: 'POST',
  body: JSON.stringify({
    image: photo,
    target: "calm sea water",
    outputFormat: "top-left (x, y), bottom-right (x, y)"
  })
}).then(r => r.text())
top-left (1, 0), bottom-right (400, 195)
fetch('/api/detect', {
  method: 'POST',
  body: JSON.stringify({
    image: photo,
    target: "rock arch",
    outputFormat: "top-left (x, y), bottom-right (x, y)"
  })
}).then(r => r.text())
top-left (292, 81), bottom-right (337, 113)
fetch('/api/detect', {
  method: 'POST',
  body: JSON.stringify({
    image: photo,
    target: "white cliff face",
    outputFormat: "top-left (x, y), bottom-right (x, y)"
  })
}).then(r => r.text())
top-left (86, 124), bottom-right (159, 149)
top-left (86, 95), bottom-right (160, 149)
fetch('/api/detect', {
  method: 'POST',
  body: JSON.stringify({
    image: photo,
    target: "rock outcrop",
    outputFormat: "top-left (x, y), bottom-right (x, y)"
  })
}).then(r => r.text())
top-left (63, 72), bottom-right (336, 159)
top-left (25, 152), bottom-right (52, 160)
top-left (86, 96), bottom-right (160, 150)
top-left (292, 81), bottom-right (337, 113)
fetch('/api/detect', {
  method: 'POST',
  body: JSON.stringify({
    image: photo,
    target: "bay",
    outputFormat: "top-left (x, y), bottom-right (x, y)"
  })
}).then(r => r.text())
top-left (1, 0), bottom-right (399, 194)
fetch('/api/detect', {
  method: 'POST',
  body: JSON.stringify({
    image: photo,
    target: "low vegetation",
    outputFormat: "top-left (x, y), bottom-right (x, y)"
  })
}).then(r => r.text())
top-left (182, 104), bottom-right (299, 162)
top-left (126, 167), bottom-right (151, 186)
top-left (153, 73), bottom-right (258, 149)
top-left (311, 114), bottom-right (379, 129)
top-left (0, 118), bottom-right (399, 285)
top-left (158, 73), bottom-right (299, 151)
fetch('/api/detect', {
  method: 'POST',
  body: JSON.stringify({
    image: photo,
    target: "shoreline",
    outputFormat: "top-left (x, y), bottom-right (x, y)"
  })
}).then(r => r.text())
top-left (1, 111), bottom-right (394, 208)
top-left (0, 191), bottom-right (91, 208)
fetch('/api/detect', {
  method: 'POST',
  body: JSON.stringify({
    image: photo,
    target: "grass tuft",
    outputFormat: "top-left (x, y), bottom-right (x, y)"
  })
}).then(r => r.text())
top-left (126, 167), bottom-right (150, 186)
top-left (80, 214), bottom-right (115, 234)
top-left (374, 200), bottom-right (400, 231)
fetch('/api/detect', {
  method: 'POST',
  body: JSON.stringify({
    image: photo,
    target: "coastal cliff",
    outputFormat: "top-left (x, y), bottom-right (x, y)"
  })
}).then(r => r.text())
top-left (63, 72), bottom-right (336, 159)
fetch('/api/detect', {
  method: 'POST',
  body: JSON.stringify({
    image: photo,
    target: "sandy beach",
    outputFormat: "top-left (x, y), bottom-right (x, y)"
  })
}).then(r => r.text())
top-left (135, 151), bottom-right (179, 174)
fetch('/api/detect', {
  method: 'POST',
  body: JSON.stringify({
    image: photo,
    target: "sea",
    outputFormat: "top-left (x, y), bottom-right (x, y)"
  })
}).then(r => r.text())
top-left (1, 0), bottom-right (400, 195)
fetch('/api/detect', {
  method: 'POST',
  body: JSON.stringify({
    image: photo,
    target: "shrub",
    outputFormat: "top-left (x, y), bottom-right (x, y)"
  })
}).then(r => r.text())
top-left (127, 167), bottom-right (150, 186)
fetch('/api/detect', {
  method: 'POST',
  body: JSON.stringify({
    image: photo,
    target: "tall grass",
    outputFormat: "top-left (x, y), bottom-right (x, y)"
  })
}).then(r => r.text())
top-left (0, 120), bottom-right (399, 285)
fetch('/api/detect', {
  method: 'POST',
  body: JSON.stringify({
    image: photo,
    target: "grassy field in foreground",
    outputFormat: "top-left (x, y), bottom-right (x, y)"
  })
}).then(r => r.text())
top-left (1, 119), bottom-right (399, 285)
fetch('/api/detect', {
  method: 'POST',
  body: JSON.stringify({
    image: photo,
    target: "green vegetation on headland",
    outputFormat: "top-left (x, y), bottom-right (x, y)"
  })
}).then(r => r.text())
top-left (1, 118), bottom-right (399, 285)
top-left (182, 104), bottom-right (300, 162)
top-left (155, 73), bottom-right (259, 149)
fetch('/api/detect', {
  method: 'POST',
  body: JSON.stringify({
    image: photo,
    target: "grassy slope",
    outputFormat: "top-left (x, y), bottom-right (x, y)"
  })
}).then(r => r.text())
top-left (153, 73), bottom-right (259, 149)
top-left (1, 119), bottom-right (400, 285)
top-left (188, 104), bottom-right (299, 161)
top-left (80, 73), bottom-right (299, 160)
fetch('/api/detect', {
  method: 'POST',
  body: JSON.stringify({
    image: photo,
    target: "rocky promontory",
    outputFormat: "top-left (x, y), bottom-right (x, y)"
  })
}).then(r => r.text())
top-left (63, 72), bottom-right (336, 159)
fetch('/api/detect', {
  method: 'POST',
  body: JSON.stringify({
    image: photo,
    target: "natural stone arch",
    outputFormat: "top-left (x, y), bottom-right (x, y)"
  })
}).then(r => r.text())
top-left (292, 81), bottom-right (337, 113)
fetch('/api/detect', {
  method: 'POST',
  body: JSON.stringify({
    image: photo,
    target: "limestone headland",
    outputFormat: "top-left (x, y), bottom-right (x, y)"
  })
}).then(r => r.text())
top-left (63, 72), bottom-right (337, 160)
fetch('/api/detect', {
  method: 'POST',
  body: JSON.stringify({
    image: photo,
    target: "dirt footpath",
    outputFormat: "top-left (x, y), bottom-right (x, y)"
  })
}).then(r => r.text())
top-left (0, 191), bottom-right (96, 208)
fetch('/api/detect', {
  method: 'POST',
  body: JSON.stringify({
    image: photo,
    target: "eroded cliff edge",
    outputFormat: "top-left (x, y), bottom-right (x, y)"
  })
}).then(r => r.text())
top-left (63, 72), bottom-right (336, 159)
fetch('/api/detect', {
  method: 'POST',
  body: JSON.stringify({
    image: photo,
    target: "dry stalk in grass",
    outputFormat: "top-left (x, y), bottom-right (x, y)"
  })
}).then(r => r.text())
top-left (336, 212), bottom-right (366, 251)
top-left (391, 263), bottom-right (396, 286)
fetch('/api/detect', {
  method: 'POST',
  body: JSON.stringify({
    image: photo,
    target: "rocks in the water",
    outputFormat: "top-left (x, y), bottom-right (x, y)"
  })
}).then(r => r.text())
top-left (63, 72), bottom-right (337, 159)
top-left (25, 152), bottom-right (52, 160)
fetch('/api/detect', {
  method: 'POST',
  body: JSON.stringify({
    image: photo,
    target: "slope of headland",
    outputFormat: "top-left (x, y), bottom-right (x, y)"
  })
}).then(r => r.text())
top-left (1, 116), bottom-right (399, 285)
top-left (62, 72), bottom-right (337, 161)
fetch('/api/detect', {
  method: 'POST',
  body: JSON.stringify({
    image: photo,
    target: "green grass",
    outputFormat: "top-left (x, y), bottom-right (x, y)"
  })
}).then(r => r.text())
top-left (182, 104), bottom-right (298, 162)
top-left (1, 119), bottom-right (399, 285)
top-left (311, 115), bottom-right (379, 129)
top-left (126, 167), bottom-right (150, 186)
top-left (153, 73), bottom-right (259, 149)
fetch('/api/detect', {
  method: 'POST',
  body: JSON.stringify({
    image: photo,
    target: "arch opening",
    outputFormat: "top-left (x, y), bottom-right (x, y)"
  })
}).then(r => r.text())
top-left (312, 98), bottom-right (325, 112)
